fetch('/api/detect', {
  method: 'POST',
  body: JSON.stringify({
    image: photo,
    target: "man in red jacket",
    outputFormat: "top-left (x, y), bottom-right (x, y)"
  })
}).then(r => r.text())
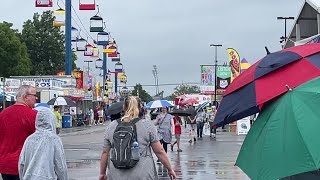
top-left (0, 85), bottom-right (37, 180)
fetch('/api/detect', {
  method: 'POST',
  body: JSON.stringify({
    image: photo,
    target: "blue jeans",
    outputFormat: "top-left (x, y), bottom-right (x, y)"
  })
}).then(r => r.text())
top-left (197, 121), bottom-right (204, 138)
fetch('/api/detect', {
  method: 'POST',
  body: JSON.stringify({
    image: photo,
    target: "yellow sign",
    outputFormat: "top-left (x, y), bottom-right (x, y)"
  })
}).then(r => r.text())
top-left (227, 48), bottom-right (241, 82)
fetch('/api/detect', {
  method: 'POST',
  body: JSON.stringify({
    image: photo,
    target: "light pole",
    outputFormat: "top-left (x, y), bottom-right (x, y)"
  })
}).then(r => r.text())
top-left (210, 44), bottom-right (222, 107)
top-left (65, 0), bottom-right (72, 75)
top-left (152, 69), bottom-right (157, 95)
top-left (152, 65), bottom-right (159, 95)
top-left (277, 16), bottom-right (294, 46)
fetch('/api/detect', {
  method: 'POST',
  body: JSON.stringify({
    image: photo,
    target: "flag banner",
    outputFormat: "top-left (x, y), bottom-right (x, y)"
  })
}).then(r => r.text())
top-left (227, 48), bottom-right (241, 81)
top-left (200, 65), bottom-right (215, 94)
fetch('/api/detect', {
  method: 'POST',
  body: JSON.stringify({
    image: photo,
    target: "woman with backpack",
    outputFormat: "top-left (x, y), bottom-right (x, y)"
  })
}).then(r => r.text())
top-left (99, 96), bottom-right (177, 180)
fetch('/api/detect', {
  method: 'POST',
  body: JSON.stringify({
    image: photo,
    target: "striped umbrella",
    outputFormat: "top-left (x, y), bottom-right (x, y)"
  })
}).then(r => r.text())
top-left (47, 97), bottom-right (76, 106)
top-left (145, 100), bottom-right (174, 109)
top-left (196, 101), bottom-right (210, 112)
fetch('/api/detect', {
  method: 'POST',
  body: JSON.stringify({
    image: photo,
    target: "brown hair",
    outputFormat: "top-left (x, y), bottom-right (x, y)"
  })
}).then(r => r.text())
top-left (121, 96), bottom-right (141, 122)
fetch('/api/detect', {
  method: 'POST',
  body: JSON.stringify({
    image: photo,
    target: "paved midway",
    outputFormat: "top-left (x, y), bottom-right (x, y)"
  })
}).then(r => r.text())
top-left (61, 122), bottom-right (250, 180)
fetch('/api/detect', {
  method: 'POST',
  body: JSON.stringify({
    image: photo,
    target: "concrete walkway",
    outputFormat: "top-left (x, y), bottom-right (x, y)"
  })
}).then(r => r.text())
top-left (61, 124), bottom-right (249, 180)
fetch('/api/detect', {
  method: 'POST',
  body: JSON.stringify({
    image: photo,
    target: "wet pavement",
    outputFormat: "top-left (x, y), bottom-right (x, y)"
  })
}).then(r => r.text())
top-left (61, 123), bottom-right (250, 180)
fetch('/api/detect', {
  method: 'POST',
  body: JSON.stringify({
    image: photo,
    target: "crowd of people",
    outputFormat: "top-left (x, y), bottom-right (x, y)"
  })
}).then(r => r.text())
top-left (0, 85), bottom-right (178, 180)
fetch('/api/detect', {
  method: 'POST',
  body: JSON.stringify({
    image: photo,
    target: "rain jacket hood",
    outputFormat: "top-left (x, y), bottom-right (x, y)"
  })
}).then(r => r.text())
top-left (35, 106), bottom-right (56, 133)
top-left (19, 107), bottom-right (68, 180)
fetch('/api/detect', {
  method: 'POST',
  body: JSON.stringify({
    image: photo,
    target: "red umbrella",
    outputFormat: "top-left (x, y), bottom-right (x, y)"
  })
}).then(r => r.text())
top-left (179, 98), bottom-right (199, 106)
top-left (214, 43), bottom-right (320, 127)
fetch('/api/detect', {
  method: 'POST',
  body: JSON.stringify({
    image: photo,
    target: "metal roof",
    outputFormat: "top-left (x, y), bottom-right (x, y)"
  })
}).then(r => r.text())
top-left (284, 0), bottom-right (320, 48)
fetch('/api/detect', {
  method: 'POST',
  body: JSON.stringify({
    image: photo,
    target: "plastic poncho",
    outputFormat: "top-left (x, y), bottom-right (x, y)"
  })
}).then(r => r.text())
top-left (19, 107), bottom-right (68, 180)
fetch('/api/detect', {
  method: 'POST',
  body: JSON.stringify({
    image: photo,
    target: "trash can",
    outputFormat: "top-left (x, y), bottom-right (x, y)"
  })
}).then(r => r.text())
top-left (62, 115), bottom-right (72, 128)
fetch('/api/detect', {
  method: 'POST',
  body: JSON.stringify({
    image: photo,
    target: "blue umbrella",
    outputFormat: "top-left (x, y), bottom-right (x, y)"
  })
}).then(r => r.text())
top-left (145, 100), bottom-right (174, 109)
top-left (35, 103), bottom-right (50, 108)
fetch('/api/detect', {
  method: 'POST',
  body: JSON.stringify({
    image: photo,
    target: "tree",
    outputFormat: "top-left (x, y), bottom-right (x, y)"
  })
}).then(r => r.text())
top-left (131, 84), bottom-right (153, 103)
top-left (21, 11), bottom-right (77, 75)
top-left (172, 84), bottom-right (200, 97)
top-left (0, 22), bottom-right (31, 77)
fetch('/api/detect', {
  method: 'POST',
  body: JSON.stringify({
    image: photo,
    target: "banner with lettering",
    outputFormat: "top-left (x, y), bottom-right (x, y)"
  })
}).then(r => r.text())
top-left (216, 65), bottom-right (232, 90)
top-left (227, 48), bottom-right (241, 82)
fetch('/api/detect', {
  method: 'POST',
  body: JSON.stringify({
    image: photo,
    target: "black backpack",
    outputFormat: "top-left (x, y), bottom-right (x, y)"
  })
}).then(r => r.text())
top-left (111, 118), bottom-right (140, 169)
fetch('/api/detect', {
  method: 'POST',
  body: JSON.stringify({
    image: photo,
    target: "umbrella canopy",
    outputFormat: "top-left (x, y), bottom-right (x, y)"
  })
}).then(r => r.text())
top-left (236, 76), bottom-right (320, 180)
top-left (35, 103), bottom-right (49, 108)
top-left (185, 107), bottom-right (197, 116)
top-left (196, 101), bottom-right (210, 112)
top-left (169, 109), bottom-right (192, 116)
top-left (214, 43), bottom-right (320, 127)
top-left (47, 97), bottom-right (76, 106)
top-left (145, 100), bottom-right (174, 109)
top-left (107, 101), bottom-right (124, 115)
top-left (178, 98), bottom-right (199, 106)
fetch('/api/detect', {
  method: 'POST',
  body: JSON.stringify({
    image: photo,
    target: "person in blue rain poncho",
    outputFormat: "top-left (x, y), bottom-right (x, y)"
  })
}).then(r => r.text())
top-left (18, 106), bottom-right (68, 180)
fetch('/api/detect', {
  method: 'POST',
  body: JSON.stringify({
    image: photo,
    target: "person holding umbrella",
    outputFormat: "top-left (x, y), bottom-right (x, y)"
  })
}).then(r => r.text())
top-left (207, 106), bottom-right (217, 138)
top-left (154, 107), bottom-right (175, 154)
top-left (195, 108), bottom-right (206, 140)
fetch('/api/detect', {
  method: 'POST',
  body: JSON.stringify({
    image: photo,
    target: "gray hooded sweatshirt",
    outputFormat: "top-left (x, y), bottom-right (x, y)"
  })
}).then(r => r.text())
top-left (19, 107), bottom-right (68, 180)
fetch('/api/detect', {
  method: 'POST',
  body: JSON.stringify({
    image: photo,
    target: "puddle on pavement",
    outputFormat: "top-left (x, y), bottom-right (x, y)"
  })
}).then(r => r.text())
top-left (65, 148), bottom-right (90, 151)
top-left (67, 159), bottom-right (100, 169)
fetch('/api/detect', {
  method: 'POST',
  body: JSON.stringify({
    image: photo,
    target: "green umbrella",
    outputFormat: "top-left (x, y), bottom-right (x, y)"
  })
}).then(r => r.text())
top-left (236, 76), bottom-right (320, 180)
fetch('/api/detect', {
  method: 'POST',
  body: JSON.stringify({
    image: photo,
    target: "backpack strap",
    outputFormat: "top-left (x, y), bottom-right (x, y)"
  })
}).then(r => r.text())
top-left (131, 118), bottom-right (141, 141)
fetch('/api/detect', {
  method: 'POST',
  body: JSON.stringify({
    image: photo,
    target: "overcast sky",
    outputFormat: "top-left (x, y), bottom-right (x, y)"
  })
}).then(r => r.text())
top-left (0, 0), bottom-right (302, 96)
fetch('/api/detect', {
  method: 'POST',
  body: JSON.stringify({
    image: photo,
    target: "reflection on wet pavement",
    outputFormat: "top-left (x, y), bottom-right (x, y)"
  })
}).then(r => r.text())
top-left (63, 126), bottom-right (250, 180)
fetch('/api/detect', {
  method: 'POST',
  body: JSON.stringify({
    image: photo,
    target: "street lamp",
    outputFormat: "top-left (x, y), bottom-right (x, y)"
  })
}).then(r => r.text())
top-left (277, 16), bottom-right (294, 46)
top-left (210, 44), bottom-right (222, 107)
top-left (152, 65), bottom-right (159, 95)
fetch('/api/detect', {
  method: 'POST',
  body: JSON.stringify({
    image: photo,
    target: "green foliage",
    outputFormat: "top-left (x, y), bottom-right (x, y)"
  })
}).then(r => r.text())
top-left (0, 22), bottom-right (31, 77)
top-left (172, 84), bottom-right (200, 97)
top-left (21, 11), bottom-right (77, 75)
top-left (131, 84), bottom-right (153, 103)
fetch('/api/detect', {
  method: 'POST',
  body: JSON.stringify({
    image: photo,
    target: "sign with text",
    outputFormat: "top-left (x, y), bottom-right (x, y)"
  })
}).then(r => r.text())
top-left (200, 65), bottom-right (214, 94)
top-left (57, 71), bottom-right (84, 89)
top-left (236, 116), bottom-right (251, 135)
top-left (216, 65), bottom-right (231, 90)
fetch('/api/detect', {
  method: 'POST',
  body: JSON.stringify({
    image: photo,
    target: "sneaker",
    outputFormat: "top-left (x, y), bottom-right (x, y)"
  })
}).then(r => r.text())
top-left (177, 149), bottom-right (183, 152)
top-left (170, 144), bottom-right (174, 151)
top-left (194, 137), bottom-right (197, 142)
top-left (189, 139), bottom-right (192, 143)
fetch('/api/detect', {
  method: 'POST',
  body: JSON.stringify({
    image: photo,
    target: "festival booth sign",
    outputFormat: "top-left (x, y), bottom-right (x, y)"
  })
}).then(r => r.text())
top-left (216, 65), bottom-right (232, 91)
top-left (57, 71), bottom-right (84, 89)
top-left (175, 94), bottom-right (211, 106)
